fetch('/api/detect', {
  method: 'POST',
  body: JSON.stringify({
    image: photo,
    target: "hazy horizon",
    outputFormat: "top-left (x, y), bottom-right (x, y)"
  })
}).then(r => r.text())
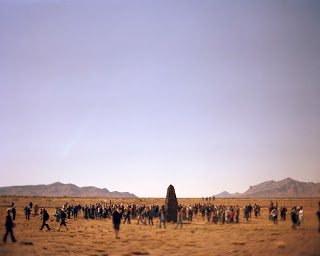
top-left (1, 0), bottom-right (320, 197)
top-left (0, 176), bottom-right (318, 198)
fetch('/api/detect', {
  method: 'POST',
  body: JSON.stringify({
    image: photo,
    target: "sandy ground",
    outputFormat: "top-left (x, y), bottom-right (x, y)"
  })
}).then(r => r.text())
top-left (0, 197), bottom-right (319, 256)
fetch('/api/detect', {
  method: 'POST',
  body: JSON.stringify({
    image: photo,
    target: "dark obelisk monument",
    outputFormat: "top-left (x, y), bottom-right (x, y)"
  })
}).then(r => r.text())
top-left (165, 184), bottom-right (179, 222)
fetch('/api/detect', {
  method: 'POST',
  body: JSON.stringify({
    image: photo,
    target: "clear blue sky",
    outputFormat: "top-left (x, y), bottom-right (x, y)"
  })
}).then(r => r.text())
top-left (0, 0), bottom-right (319, 197)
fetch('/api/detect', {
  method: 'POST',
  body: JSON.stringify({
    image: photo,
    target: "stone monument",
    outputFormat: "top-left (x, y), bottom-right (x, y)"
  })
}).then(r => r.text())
top-left (165, 184), bottom-right (179, 222)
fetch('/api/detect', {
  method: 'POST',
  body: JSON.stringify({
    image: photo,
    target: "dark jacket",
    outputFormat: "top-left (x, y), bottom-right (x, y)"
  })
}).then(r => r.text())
top-left (5, 214), bottom-right (14, 229)
top-left (147, 210), bottom-right (153, 218)
top-left (61, 211), bottom-right (66, 219)
top-left (112, 211), bottom-right (121, 224)
top-left (43, 210), bottom-right (49, 221)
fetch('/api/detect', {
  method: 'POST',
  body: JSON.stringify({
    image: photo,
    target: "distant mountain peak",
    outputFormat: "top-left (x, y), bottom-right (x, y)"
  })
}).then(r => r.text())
top-left (212, 178), bottom-right (320, 198)
top-left (0, 182), bottom-right (137, 198)
top-left (214, 191), bottom-right (240, 198)
top-left (239, 177), bottom-right (320, 198)
top-left (50, 182), bottom-right (64, 185)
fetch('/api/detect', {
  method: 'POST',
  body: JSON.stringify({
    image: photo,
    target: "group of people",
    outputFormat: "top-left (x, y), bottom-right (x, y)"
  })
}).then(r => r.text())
top-left (184, 203), bottom-right (243, 224)
top-left (3, 200), bottom-right (320, 242)
top-left (290, 206), bottom-right (305, 230)
top-left (110, 205), bottom-right (166, 238)
top-left (267, 201), bottom-right (305, 229)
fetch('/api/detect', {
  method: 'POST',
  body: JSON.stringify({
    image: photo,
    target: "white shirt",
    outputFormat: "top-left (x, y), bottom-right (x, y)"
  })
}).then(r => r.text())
top-left (299, 209), bottom-right (304, 219)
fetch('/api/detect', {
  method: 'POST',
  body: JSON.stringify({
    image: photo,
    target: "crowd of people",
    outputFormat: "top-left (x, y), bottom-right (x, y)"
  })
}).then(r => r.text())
top-left (2, 200), bottom-right (320, 242)
top-left (267, 201), bottom-right (306, 229)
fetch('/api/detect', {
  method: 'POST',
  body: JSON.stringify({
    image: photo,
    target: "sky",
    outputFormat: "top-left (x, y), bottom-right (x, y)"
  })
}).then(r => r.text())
top-left (0, 0), bottom-right (319, 197)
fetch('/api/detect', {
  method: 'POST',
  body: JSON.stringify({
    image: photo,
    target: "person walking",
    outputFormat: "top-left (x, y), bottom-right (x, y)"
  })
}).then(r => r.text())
top-left (40, 208), bottom-right (50, 231)
top-left (58, 209), bottom-right (68, 231)
top-left (3, 209), bottom-right (16, 243)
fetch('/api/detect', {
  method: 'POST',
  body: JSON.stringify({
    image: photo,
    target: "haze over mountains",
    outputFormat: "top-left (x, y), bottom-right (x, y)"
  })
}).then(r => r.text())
top-left (0, 182), bottom-right (137, 198)
top-left (214, 178), bottom-right (320, 198)
top-left (0, 178), bottom-right (319, 198)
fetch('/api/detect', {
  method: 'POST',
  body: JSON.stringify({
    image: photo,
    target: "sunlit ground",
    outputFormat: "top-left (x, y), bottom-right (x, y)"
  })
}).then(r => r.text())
top-left (0, 197), bottom-right (319, 256)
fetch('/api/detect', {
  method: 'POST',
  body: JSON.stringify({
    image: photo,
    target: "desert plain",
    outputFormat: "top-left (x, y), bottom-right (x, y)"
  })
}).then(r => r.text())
top-left (0, 197), bottom-right (319, 256)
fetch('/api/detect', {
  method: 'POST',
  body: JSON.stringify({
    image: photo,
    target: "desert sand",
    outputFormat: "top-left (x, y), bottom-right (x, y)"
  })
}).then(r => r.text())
top-left (0, 197), bottom-right (319, 256)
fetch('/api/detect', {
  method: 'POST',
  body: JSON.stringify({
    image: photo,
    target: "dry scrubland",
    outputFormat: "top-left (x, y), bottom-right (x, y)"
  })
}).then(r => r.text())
top-left (0, 197), bottom-right (319, 256)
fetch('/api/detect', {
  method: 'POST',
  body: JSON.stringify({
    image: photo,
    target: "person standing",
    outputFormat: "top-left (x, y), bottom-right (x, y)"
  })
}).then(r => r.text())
top-left (221, 208), bottom-right (225, 224)
top-left (175, 209), bottom-right (183, 229)
top-left (207, 207), bottom-right (212, 222)
top-left (316, 202), bottom-right (320, 233)
top-left (147, 207), bottom-right (154, 225)
top-left (271, 208), bottom-right (278, 224)
top-left (225, 207), bottom-right (230, 223)
top-left (201, 206), bottom-right (206, 221)
top-left (112, 207), bottom-right (121, 239)
top-left (67, 205), bottom-right (71, 219)
top-left (137, 207), bottom-right (146, 225)
top-left (244, 205), bottom-right (249, 221)
top-left (123, 208), bottom-right (131, 224)
top-left (254, 204), bottom-right (258, 217)
top-left (299, 206), bottom-right (304, 230)
top-left (248, 204), bottom-right (252, 218)
top-left (73, 206), bottom-right (78, 219)
top-left (235, 205), bottom-right (240, 223)
top-left (291, 207), bottom-right (298, 230)
top-left (131, 205), bottom-right (135, 219)
top-left (24, 206), bottom-right (29, 220)
top-left (283, 206), bottom-right (287, 221)
top-left (188, 206), bottom-right (193, 222)
top-left (159, 208), bottom-right (166, 229)
top-left (25, 206), bottom-right (31, 220)
top-left (12, 206), bottom-right (16, 221)
top-left (55, 208), bottom-right (61, 222)
top-left (34, 203), bottom-right (39, 217)
top-left (3, 209), bottom-right (16, 243)
top-left (40, 208), bottom-right (50, 231)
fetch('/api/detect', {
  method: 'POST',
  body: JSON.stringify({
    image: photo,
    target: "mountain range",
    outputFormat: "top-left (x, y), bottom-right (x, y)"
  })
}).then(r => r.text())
top-left (0, 182), bottom-right (138, 198)
top-left (1, 178), bottom-right (319, 198)
top-left (214, 178), bottom-right (320, 198)
top-left (214, 191), bottom-right (240, 198)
